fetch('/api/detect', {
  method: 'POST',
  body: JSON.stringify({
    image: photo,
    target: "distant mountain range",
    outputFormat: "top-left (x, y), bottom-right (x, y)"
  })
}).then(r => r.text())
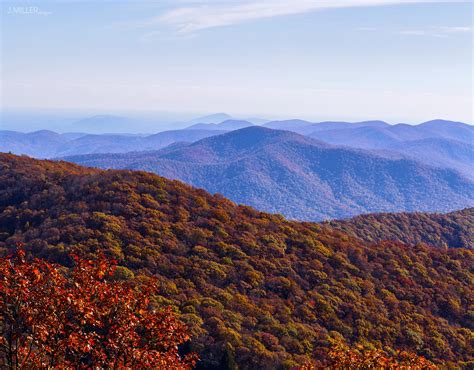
top-left (263, 119), bottom-right (389, 135)
top-left (64, 114), bottom-right (189, 134)
top-left (309, 120), bottom-right (473, 145)
top-left (3, 119), bottom-right (472, 173)
top-left (2, 118), bottom-right (472, 220)
top-left (187, 113), bottom-right (268, 126)
top-left (187, 113), bottom-right (233, 124)
top-left (63, 126), bottom-right (474, 221)
top-left (186, 119), bottom-right (254, 131)
top-left (308, 123), bottom-right (473, 179)
top-left (71, 115), bottom-right (135, 132)
top-left (0, 129), bottom-right (225, 158)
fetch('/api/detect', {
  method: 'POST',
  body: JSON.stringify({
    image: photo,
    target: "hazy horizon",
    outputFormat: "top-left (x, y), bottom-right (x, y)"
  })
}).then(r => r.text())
top-left (1, 107), bottom-right (473, 134)
top-left (2, 0), bottom-right (472, 127)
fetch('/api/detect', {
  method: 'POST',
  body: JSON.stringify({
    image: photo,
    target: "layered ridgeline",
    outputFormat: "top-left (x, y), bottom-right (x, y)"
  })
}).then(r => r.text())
top-left (328, 208), bottom-right (473, 249)
top-left (0, 154), bottom-right (472, 368)
top-left (0, 129), bottom-right (226, 158)
top-left (64, 126), bottom-right (474, 221)
top-left (306, 120), bottom-right (474, 180)
top-left (3, 119), bottom-right (472, 181)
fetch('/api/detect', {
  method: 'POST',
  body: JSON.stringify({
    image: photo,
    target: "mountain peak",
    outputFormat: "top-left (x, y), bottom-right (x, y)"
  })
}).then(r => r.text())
top-left (28, 130), bottom-right (60, 136)
top-left (186, 119), bottom-right (253, 131)
top-left (74, 114), bottom-right (127, 123)
top-left (420, 119), bottom-right (471, 127)
top-left (198, 125), bottom-right (310, 147)
top-left (188, 113), bottom-right (232, 124)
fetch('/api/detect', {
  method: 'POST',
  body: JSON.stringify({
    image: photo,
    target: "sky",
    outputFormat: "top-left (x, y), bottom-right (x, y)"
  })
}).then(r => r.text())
top-left (1, 0), bottom-right (473, 124)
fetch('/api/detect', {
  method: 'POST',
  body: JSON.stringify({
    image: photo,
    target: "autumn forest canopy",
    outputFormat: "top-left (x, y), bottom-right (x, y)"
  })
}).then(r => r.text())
top-left (0, 153), bottom-right (472, 368)
top-left (3, 0), bottom-right (473, 367)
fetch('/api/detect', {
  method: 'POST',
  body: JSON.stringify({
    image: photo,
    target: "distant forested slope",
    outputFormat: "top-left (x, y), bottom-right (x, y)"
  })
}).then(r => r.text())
top-left (327, 208), bottom-right (473, 249)
top-left (64, 126), bottom-right (474, 221)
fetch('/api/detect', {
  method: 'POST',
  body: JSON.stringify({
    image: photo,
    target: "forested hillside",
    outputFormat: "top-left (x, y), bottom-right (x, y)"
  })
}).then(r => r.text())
top-left (0, 154), bottom-right (472, 368)
top-left (328, 208), bottom-right (473, 249)
top-left (63, 126), bottom-right (474, 221)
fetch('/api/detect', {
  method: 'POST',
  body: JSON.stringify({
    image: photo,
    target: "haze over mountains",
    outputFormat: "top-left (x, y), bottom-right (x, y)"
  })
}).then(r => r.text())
top-left (2, 115), bottom-right (472, 220)
top-left (265, 119), bottom-right (389, 135)
top-left (186, 119), bottom-right (255, 131)
top-left (0, 111), bottom-right (187, 134)
top-left (0, 129), bottom-right (225, 158)
top-left (2, 117), bottom-right (472, 175)
top-left (63, 126), bottom-right (473, 220)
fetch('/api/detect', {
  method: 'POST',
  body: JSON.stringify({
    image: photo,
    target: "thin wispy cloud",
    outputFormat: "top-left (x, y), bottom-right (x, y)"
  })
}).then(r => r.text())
top-left (145, 0), bottom-right (468, 35)
top-left (399, 25), bottom-right (471, 37)
top-left (441, 26), bottom-right (471, 33)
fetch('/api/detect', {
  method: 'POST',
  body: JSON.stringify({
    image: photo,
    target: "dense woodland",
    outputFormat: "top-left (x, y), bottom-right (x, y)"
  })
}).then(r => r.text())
top-left (1, 251), bottom-right (434, 369)
top-left (329, 208), bottom-right (473, 249)
top-left (0, 154), bottom-right (472, 368)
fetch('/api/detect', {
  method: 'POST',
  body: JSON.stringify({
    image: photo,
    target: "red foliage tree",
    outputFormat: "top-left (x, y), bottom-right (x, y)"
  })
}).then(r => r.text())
top-left (0, 250), bottom-right (197, 369)
top-left (328, 346), bottom-right (436, 369)
top-left (300, 344), bottom-right (436, 369)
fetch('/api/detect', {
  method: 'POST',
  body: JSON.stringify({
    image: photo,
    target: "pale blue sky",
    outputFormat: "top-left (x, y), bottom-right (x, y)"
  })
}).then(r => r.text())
top-left (1, 0), bottom-right (473, 123)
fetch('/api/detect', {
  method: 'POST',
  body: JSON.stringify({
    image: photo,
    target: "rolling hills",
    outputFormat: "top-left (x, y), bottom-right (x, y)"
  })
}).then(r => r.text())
top-left (0, 153), bottom-right (472, 368)
top-left (0, 129), bottom-right (225, 158)
top-left (267, 120), bottom-right (473, 179)
top-left (0, 130), bottom-right (87, 158)
top-left (2, 119), bottom-right (472, 181)
top-left (64, 126), bottom-right (474, 221)
top-left (267, 120), bottom-right (389, 135)
top-left (310, 129), bottom-right (473, 179)
top-left (309, 120), bottom-right (474, 146)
